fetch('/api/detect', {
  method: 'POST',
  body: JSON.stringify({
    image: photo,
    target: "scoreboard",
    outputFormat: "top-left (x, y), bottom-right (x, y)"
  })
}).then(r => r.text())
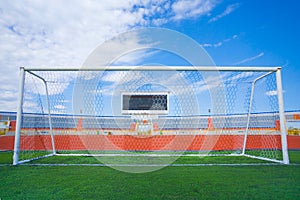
top-left (121, 92), bottom-right (169, 115)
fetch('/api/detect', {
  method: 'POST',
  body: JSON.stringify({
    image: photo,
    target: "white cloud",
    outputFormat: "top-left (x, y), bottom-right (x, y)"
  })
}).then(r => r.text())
top-left (82, 31), bottom-right (159, 67)
top-left (234, 52), bottom-right (265, 65)
top-left (209, 3), bottom-right (240, 23)
top-left (172, 0), bottom-right (219, 20)
top-left (193, 73), bottom-right (227, 93)
top-left (224, 71), bottom-right (254, 82)
top-left (265, 90), bottom-right (278, 96)
top-left (0, 0), bottom-right (222, 112)
top-left (201, 41), bottom-right (223, 48)
top-left (113, 49), bottom-right (161, 66)
top-left (54, 105), bottom-right (66, 110)
top-left (22, 101), bottom-right (39, 113)
top-left (201, 34), bottom-right (238, 48)
top-left (101, 71), bottom-right (135, 87)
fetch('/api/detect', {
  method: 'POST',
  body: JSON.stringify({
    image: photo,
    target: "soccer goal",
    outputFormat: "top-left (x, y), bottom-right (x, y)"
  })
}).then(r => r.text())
top-left (13, 66), bottom-right (289, 166)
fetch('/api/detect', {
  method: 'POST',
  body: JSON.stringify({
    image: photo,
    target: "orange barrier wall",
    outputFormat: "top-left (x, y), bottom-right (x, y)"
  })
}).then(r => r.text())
top-left (287, 135), bottom-right (300, 149)
top-left (0, 136), bottom-right (14, 150)
top-left (1, 135), bottom-right (300, 151)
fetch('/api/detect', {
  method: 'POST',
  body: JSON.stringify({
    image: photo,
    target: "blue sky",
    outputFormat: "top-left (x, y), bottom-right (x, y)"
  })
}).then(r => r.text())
top-left (0, 0), bottom-right (299, 112)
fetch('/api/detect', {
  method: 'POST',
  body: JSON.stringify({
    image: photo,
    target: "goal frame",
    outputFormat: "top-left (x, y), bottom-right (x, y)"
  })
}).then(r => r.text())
top-left (13, 66), bottom-right (290, 165)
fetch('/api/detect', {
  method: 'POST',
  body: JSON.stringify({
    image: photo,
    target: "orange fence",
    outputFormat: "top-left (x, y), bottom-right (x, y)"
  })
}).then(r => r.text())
top-left (1, 135), bottom-right (300, 151)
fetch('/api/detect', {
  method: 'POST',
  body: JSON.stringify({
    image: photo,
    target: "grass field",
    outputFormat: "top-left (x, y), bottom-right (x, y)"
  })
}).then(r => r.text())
top-left (0, 151), bottom-right (300, 199)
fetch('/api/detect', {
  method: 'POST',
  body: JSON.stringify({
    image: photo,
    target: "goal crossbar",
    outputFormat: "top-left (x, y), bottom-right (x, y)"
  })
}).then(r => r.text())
top-left (22, 66), bottom-right (281, 72)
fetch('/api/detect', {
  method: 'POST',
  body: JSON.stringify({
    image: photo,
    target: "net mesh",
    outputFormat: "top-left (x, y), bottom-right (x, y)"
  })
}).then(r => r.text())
top-left (16, 68), bottom-right (284, 164)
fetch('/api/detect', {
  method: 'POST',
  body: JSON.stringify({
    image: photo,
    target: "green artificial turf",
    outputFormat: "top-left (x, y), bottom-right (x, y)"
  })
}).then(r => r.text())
top-left (0, 151), bottom-right (299, 199)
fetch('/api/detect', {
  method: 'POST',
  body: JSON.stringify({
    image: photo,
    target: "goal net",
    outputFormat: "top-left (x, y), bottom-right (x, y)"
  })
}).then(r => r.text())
top-left (13, 66), bottom-right (289, 166)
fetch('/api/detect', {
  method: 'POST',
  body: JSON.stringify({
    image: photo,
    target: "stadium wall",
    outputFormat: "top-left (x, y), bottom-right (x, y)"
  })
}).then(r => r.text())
top-left (0, 135), bottom-right (300, 151)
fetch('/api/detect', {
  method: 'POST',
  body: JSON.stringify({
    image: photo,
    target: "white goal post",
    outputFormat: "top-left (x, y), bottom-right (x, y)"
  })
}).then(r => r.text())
top-left (13, 66), bottom-right (289, 165)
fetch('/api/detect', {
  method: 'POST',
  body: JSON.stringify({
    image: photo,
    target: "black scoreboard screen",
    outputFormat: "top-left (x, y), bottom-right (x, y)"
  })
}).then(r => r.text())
top-left (122, 92), bottom-right (168, 115)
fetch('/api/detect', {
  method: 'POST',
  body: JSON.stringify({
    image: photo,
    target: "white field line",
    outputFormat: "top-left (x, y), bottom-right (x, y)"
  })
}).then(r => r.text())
top-left (15, 163), bottom-right (297, 167)
top-left (56, 153), bottom-right (242, 157)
